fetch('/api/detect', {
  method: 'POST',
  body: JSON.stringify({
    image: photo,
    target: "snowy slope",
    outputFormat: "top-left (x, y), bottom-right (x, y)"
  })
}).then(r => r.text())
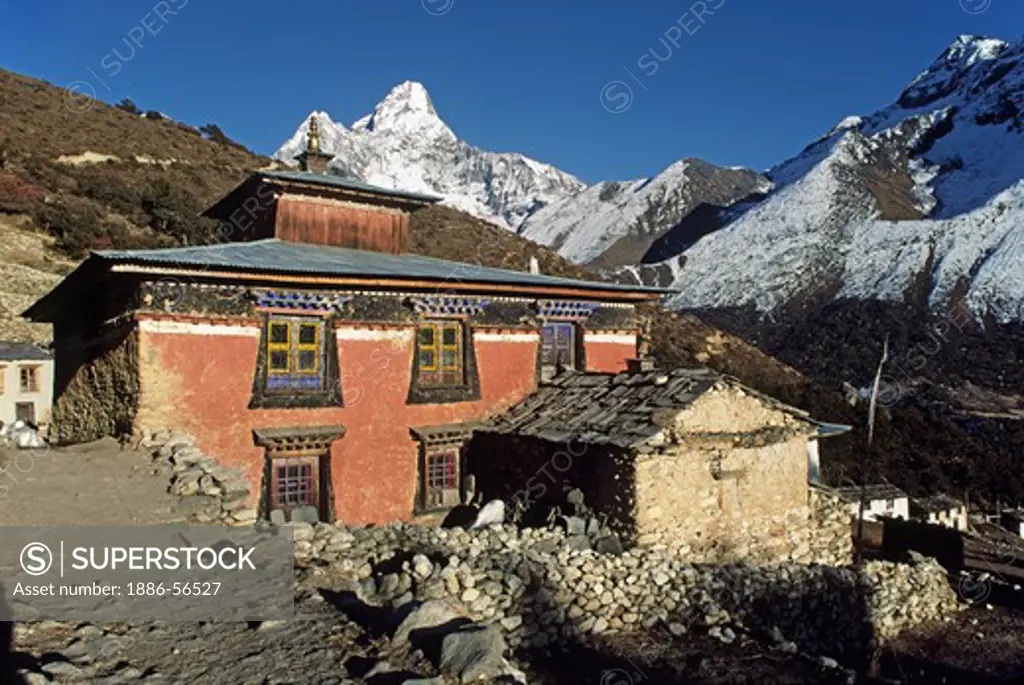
top-left (651, 35), bottom-right (1024, 323)
top-left (275, 82), bottom-right (585, 230)
top-left (518, 158), bottom-right (770, 266)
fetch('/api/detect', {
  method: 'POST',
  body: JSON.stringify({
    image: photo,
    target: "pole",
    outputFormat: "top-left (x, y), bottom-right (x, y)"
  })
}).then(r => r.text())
top-left (856, 335), bottom-right (889, 567)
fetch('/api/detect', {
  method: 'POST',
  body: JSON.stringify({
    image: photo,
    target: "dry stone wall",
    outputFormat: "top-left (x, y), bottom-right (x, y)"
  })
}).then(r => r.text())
top-left (139, 430), bottom-right (256, 525)
top-left (295, 520), bottom-right (959, 667)
top-left (49, 328), bottom-right (139, 445)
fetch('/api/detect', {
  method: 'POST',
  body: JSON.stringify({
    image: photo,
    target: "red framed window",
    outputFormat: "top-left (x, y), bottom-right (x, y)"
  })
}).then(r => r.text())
top-left (271, 457), bottom-right (319, 510)
top-left (423, 449), bottom-right (460, 510)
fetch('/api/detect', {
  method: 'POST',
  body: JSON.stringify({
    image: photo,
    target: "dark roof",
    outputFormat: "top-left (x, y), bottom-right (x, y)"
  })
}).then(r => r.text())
top-left (912, 494), bottom-right (966, 513)
top-left (1002, 510), bottom-right (1024, 524)
top-left (258, 169), bottom-right (443, 204)
top-left (831, 484), bottom-right (908, 503)
top-left (0, 342), bottom-right (51, 361)
top-left (481, 368), bottom-right (815, 449)
top-left (24, 240), bottom-right (669, 322)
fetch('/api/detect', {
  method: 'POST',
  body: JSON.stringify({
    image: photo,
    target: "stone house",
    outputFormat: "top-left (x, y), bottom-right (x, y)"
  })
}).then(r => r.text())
top-left (469, 367), bottom-right (848, 557)
top-left (23, 121), bottom-right (665, 526)
top-left (0, 342), bottom-right (53, 429)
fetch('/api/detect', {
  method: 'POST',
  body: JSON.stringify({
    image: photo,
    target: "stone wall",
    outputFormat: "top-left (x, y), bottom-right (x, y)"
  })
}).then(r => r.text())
top-left (632, 435), bottom-right (848, 564)
top-left (295, 521), bottom-right (958, 667)
top-left (138, 429), bottom-right (256, 525)
top-left (49, 325), bottom-right (139, 445)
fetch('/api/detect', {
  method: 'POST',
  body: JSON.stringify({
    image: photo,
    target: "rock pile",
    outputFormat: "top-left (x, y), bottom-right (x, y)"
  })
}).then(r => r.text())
top-left (0, 420), bottom-right (46, 449)
top-left (296, 520), bottom-right (960, 666)
top-left (141, 431), bottom-right (255, 526)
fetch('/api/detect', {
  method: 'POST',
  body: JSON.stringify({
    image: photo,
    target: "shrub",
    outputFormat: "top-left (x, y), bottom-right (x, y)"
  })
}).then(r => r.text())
top-left (115, 98), bottom-right (139, 115)
top-left (34, 195), bottom-right (106, 257)
top-left (140, 180), bottom-right (219, 245)
top-left (0, 173), bottom-right (46, 214)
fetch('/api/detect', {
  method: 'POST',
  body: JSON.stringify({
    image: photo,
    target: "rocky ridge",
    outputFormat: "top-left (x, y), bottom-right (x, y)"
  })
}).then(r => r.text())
top-left (630, 35), bottom-right (1024, 323)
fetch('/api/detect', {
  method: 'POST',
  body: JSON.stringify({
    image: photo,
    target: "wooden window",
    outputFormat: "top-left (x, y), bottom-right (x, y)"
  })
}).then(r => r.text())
top-left (15, 402), bottom-right (35, 425)
top-left (541, 323), bottom-right (576, 369)
top-left (266, 316), bottom-right (325, 392)
top-left (416, 322), bottom-right (464, 387)
top-left (422, 448), bottom-right (460, 510)
top-left (270, 457), bottom-right (319, 511)
top-left (19, 366), bottom-right (39, 393)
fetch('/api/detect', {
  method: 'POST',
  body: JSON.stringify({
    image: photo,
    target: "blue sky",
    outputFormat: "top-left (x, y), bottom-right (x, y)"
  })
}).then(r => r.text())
top-left (0, 0), bottom-right (1020, 183)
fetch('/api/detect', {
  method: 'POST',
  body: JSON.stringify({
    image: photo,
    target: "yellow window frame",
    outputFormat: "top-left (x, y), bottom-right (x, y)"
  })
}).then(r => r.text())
top-left (419, 325), bottom-right (439, 372)
top-left (440, 323), bottom-right (461, 371)
top-left (295, 322), bottom-right (320, 375)
top-left (267, 321), bottom-right (292, 375)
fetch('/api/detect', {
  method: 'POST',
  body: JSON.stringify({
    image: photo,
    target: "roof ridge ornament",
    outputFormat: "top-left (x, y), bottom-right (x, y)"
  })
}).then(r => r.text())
top-left (307, 114), bottom-right (321, 155)
top-left (295, 114), bottom-right (334, 173)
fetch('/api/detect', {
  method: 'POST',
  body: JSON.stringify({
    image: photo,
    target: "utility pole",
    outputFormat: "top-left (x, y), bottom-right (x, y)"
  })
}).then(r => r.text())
top-left (856, 335), bottom-right (889, 567)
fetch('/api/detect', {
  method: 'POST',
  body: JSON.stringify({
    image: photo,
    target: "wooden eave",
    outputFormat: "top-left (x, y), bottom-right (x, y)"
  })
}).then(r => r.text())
top-left (107, 263), bottom-right (664, 303)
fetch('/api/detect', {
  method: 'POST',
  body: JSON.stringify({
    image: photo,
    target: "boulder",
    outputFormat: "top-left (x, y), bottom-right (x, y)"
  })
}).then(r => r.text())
top-left (593, 534), bottom-right (623, 555)
top-left (439, 624), bottom-right (507, 683)
top-left (392, 600), bottom-right (465, 649)
top-left (470, 500), bottom-right (505, 529)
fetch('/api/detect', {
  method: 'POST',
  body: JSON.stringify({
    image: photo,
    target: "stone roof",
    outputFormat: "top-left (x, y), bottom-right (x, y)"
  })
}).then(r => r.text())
top-left (482, 368), bottom-right (815, 449)
top-left (0, 341), bottom-right (51, 361)
top-left (911, 494), bottom-right (966, 513)
top-left (832, 484), bottom-right (909, 503)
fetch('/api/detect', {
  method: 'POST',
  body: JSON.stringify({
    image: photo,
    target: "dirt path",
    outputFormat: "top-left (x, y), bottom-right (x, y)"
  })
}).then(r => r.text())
top-left (0, 438), bottom-right (184, 526)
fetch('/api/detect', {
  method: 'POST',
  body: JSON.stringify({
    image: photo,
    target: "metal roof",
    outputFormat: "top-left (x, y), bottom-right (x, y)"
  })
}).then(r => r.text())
top-left (93, 239), bottom-right (671, 295)
top-left (259, 170), bottom-right (442, 203)
top-left (814, 421), bottom-right (854, 438)
top-left (0, 341), bottom-right (52, 361)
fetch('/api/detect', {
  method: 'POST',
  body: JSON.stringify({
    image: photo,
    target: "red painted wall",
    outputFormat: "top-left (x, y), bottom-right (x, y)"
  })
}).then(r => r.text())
top-left (138, 324), bottom-right (539, 524)
top-left (585, 335), bottom-right (637, 373)
top-left (137, 322), bottom-right (638, 525)
top-left (276, 196), bottom-right (409, 253)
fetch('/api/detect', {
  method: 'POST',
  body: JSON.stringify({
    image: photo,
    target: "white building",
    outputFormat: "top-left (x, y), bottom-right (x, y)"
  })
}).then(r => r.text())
top-left (0, 342), bottom-right (53, 429)
top-left (911, 495), bottom-right (969, 531)
top-left (832, 484), bottom-right (910, 522)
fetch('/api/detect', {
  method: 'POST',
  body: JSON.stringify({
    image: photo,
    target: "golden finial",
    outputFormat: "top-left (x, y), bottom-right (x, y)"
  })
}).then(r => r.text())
top-left (307, 115), bottom-right (321, 154)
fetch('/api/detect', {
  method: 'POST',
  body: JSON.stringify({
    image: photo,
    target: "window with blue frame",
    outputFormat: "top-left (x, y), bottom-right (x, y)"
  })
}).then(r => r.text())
top-left (265, 316), bottom-right (325, 392)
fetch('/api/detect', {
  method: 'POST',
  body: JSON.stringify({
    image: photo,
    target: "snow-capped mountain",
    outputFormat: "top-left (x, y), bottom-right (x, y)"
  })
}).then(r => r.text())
top-left (275, 81), bottom-right (585, 229)
top-left (629, 35), bottom-right (1024, 323)
top-left (518, 159), bottom-right (770, 267)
